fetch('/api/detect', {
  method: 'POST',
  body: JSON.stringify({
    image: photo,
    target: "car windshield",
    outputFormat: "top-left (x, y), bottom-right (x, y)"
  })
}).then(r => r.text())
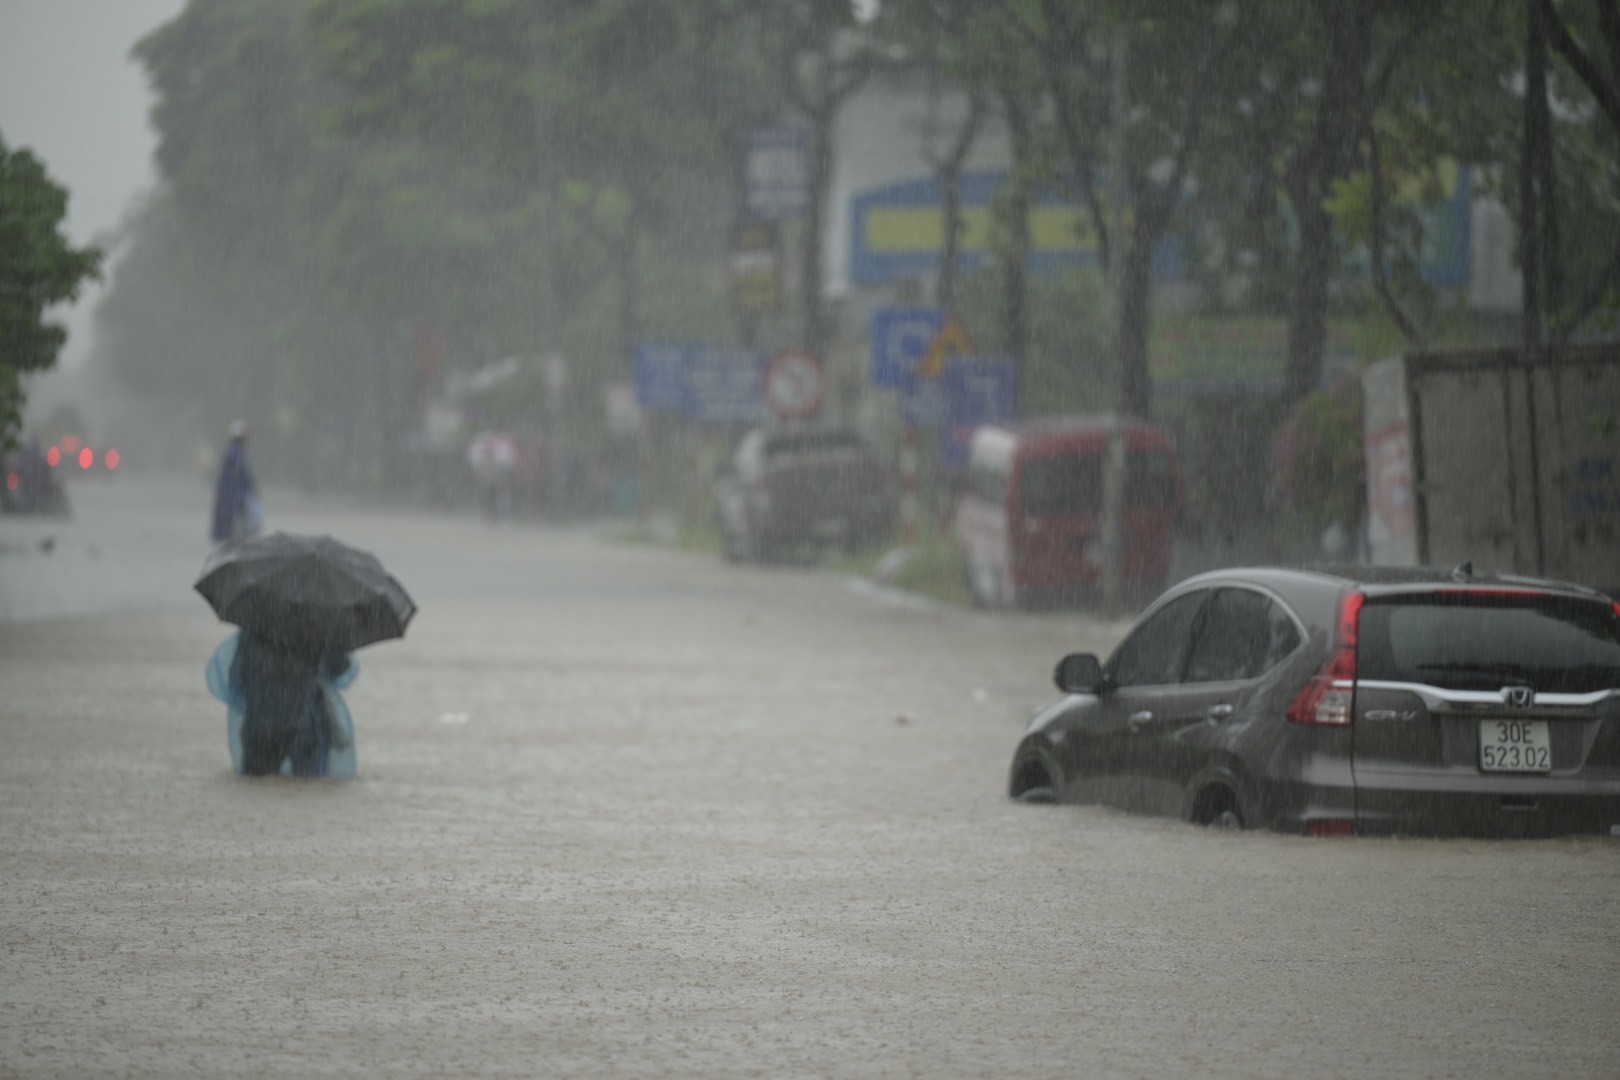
top-left (1357, 593), bottom-right (1620, 694)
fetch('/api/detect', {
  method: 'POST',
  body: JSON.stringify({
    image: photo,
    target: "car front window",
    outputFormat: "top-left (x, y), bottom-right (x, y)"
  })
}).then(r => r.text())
top-left (1184, 588), bottom-right (1301, 683)
top-left (1110, 590), bottom-right (1206, 688)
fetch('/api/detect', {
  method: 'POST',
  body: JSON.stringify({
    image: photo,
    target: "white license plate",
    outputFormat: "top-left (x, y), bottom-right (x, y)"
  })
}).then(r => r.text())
top-left (1479, 719), bottom-right (1551, 773)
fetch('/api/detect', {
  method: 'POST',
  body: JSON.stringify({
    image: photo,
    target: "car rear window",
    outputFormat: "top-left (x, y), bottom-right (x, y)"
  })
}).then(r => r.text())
top-left (765, 432), bottom-right (867, 456)
top-left (1357, 593), bottom-right (1620, 694)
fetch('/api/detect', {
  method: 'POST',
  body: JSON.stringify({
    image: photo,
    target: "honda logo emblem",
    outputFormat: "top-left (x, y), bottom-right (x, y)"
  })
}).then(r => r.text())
top-left (1502, 686), bottom-right (1535, 708)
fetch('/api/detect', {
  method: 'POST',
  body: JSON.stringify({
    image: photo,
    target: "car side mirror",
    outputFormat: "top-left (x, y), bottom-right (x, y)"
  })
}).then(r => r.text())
top-left (1054, 652), bottom-right (1105, 695)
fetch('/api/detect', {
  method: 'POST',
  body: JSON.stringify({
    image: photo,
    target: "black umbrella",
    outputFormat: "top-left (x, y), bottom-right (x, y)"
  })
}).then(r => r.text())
top-left (195, 532), bottom-right (416, 654)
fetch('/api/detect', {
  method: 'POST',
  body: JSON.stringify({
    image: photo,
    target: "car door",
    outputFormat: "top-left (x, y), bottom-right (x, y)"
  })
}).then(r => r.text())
top-left (1131, 587), bottom-right (1303, 818)
top-left (1093, 588), bottom-right (1210, 812)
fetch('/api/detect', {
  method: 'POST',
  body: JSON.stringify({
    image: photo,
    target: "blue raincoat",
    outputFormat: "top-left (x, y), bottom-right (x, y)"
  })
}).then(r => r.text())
top-left (210, 439), bottom-right (258, 542)
top-left (206, 631), bottom-right (359, 778)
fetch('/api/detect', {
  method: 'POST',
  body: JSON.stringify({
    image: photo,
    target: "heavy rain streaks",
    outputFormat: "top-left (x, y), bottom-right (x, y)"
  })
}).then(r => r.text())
top-left (3, 0), bottom-right (1620, 1076)
top-left (3, 478), bottom-right (1619, 1078)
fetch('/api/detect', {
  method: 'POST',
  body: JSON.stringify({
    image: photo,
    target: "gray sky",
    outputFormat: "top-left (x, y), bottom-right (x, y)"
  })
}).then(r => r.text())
top-left (0, 0), bottom-right (187, 373)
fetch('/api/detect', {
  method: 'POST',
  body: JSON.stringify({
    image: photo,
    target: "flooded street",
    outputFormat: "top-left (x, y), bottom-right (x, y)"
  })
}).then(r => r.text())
top-left (3, 478), bottom-right (1617, 1078)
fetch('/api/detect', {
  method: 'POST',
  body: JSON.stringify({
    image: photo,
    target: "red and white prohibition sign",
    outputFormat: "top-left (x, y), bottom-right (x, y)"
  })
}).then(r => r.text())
top-left (762, 349), bottom-right (827, 420)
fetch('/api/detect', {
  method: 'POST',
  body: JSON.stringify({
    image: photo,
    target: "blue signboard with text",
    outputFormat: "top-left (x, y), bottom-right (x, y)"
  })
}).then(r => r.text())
top-left (633, 344), bottom-right (770, 427)
top-left (899, 356), bottom-right (1016, 467)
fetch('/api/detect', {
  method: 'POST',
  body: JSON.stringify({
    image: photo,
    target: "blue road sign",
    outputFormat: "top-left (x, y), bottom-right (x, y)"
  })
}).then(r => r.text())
top-left (901, 355), bottom-right (1015, 466)
top-left (685, 347), bottom-right (770, 427)
top-left (941, 358), bottom-right (1016, 468)
top-left (633, 344), bottom-right (770, 427)
top-left (633, 343), bottom-right (690, 410)
top-left (872, 307), bottom-right (944, 388)
top-left (747, 129), bottom-right (808, 221)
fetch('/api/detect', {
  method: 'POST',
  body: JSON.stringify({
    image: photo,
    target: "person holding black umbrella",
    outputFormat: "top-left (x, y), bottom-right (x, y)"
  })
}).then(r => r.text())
top-left (197, 532), bottom-right (416, 778)
top-left (207, 631), bottom-right (358, 776)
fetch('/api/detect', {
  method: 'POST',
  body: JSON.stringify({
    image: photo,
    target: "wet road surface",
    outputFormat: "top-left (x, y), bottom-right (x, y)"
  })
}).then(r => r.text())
top-left (2, 477), bottom-right (1617, 1078)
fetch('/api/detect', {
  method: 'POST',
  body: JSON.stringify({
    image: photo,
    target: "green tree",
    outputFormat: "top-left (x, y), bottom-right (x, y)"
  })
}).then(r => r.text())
top-left (753, 0), bottom-right (873, 362)
top-left (310, 0), bottom-right (764, 374)
top-left (1532, 0), bottom-right (1620, 338)
top-left (0, 133), bottom-right (101, 447)
top-left (1020, 0), bottom-right (1248, 420)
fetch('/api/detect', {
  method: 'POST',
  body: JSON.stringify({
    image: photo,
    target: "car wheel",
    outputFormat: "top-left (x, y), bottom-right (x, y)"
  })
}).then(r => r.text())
top-left (1010, 756), bottom-right (1057, 803)
top-left (966, 559), bottom-right (997, 609)
top-left (720, 521), bottom-right (746, 562)
top-left (998, 565), bottom-right (1021, 611)
top-left (1193, 786), bottom-right (1244, 829)
top-left (1208, 808), bottom-right (1243, 829)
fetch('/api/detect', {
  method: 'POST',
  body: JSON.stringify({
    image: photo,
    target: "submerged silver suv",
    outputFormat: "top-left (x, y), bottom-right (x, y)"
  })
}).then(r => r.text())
top-left (1010, 565), bottom-right (1620, 837)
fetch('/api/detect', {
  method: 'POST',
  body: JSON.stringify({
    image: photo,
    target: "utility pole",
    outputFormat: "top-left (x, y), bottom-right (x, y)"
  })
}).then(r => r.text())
top-left (1100, 26), bottom-right (1130, 615)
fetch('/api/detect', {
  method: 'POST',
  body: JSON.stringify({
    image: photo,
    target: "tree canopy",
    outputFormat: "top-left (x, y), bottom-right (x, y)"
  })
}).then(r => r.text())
top-left (0, 133), bottom-right (102, 447)
top-left (89, 0), bottom-right (1620, 487)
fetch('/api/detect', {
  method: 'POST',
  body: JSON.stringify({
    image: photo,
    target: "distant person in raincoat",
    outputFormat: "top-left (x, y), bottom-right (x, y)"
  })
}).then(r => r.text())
top-left (206, 631), bottom-right (359, 778)
top-left (210, 420), bottom-right (261, 543)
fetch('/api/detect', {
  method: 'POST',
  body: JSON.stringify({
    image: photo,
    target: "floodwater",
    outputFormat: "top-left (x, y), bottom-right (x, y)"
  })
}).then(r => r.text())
top-left (2, 476), bottom-right (1616, 1078)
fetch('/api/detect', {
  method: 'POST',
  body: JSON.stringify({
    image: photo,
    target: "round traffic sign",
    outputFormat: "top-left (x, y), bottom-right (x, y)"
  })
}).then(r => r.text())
top-left (763, 350), bottom-right (826, 419)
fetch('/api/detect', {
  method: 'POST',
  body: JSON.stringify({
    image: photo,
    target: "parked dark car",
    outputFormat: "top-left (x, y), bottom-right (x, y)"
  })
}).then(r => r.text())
top-left (715, 427), bottom-right (895, 561)
top-left (2, 441), bottom-right (70, 517)
top-left (1008, 565), bottom-right (1620, 838)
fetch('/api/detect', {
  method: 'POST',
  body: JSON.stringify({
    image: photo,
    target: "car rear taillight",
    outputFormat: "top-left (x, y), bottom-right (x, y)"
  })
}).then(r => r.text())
top-left (105, 449), bottom-right (120, 471)
top-left (1287, 590), bottom-right (1364, 726)
top-left (1304, 819), bottom-right (1356, 837)
top-left (46, 447), bottom-right (60, 468)
top-left (78, 448), bottom-right (94, 469)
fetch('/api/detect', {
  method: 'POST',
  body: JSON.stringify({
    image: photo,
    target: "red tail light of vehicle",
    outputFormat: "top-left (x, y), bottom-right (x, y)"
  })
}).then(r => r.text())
top-left (1304, 819), bottom-right (1356, 837)
top-left (1287, 590), bottom-right (1364, 726)
top-left (105, 448), bottom-right (121, 471)
top-left (46, 447), bottom-right (60, 468)
top-left (78, 447), bottom-right (94, 469)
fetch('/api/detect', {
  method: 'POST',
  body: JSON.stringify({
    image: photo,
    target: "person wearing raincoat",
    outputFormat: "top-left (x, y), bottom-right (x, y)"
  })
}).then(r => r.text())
top-left (206, 630), bottom-right (359, 778)
top-left (210, 420), bottom-right (261, 543)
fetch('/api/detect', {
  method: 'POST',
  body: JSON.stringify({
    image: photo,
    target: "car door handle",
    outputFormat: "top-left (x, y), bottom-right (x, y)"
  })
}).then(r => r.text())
top-left (1206, 703), bottom-right (1235, 724)
top-left (1126, 710), bottom-right (1152, 732)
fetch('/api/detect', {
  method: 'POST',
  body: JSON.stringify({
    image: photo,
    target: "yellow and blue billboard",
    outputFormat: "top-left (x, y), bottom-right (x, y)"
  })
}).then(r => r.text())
top-left (851, 171), bottom-right (1178, 286)
top-left (849, 166), bottom-right (1472, 288)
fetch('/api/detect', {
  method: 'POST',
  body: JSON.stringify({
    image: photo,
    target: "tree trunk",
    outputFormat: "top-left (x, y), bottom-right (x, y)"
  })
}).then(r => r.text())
top-left (1519, 0), bottom-right (1551, 573)
top-left (1285, 198), bottom-right (1335, 401)
top-left (934, 94), bottom-right (983, 316)
top-left (939, 164), bottom-right (964, 314)
top-left (1283, 0), bottom-right (1373, 404)
top-left (802, 96), bottom-right (833, 361)
top-left (999, 88), bottom-right (1032, 417)
top-left (618, 202), bottom-right (640, 377)
top-left (1115, 217), bottom-right (1155, 420)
